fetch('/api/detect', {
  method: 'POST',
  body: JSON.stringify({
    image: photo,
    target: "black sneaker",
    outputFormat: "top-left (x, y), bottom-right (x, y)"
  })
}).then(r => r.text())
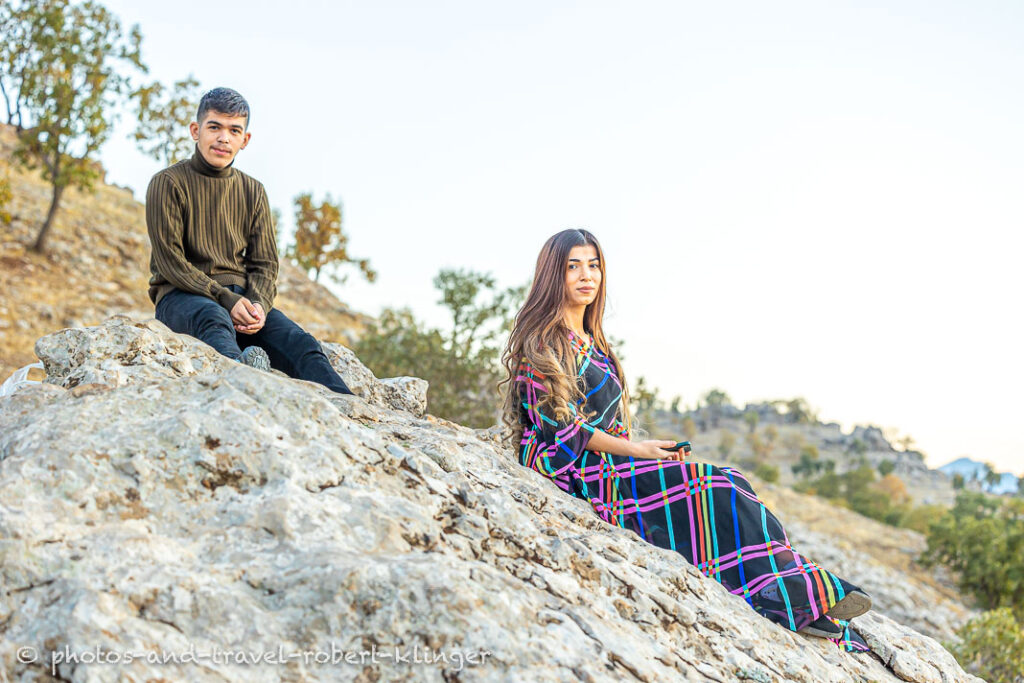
top-left (826, 589), bottom-right (872, 621)
top-left (802, 615), bottom-right (844, 639)
top-left (238, 346), bottom-right (271, 372)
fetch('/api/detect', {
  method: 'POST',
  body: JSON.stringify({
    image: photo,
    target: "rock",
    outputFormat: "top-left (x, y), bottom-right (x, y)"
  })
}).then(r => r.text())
top-left (321, 341), bottom-right (428, 417)
top-left (0, 320), bottom-right (983, 682)
top-left (33, 317), bottom-right (426, 416)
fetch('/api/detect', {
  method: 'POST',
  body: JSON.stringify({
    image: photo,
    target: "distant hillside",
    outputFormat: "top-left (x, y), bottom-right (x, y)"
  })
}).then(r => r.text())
top-left (646, 400), bottom-right (968, 506)
top-left (0, 124), bottom-right (370, 381)
top-left (939, 457), bottom-right (1020, 495)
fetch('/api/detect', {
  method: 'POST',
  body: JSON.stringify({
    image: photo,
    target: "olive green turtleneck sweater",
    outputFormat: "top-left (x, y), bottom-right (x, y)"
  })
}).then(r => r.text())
top-left (146, 149), bottom-right (278, 313)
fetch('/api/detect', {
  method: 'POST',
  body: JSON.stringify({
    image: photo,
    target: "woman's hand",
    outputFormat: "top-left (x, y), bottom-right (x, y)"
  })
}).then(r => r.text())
top-left (630, 440), bottom-right (687, 461)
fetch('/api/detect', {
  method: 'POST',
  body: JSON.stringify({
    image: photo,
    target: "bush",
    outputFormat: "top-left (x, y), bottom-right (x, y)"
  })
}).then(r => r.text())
top-left (753, 463), bottom-right (780, 484)
top-left (878, 459), bottom-right (896, 476)
top-left (899, 504), bottom-right (947, 534)
top-left (920, 493), bottom-right (1024, 611)
top-left (948, 608), bottom-right (1024, 683)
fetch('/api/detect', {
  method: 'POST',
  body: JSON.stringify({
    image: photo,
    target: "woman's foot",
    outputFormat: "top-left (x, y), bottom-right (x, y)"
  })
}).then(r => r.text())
top-left (801, 615), bottom-right (844, 639)
top-left (826, 589), bottom-right (872, 621)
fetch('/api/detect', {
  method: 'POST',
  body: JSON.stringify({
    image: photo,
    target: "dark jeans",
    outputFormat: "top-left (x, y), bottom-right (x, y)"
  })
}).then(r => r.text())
top-left (155, 285), bottom-right (352, 394)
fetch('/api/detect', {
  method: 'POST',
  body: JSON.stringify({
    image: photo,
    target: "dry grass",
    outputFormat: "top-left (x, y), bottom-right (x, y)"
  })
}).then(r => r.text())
top-left (0, 124), bottom-right (369, 382)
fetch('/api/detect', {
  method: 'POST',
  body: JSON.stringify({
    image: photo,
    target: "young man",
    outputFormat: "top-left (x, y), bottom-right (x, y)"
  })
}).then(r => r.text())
top-left (146, 87), bottom-right (352, 394)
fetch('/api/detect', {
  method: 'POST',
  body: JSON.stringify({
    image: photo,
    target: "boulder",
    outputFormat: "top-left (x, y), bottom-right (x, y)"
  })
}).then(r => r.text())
top-left (0, 318), bottom-right (982, 682)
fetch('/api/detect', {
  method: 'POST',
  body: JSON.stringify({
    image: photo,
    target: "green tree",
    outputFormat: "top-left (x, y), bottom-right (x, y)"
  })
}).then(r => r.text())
top-left (631, 376), bottom-right (660, 425)
top-left (984, 463), bottom-right (1002, 491)
top-left (952, 473), bottom-right (965, 490)
top-left (133, 74), bottom-right (200, 166)
top-left (1, 0), bottom-right (146, 252)
top-left (669, 395), bottom-right (681, 415)
top-left (784, 397), bottom-right (815, 424)
top-left (742, 410), bottom-right (759, 434)
top-left (878, 459), bottom-right (896, 477)
top-left (703, 388), bottom-right (730, 427)
top-left (286, 192), bottom-right (376, 284)
top-left (949, 609), bottom-right (1024, 683)
top-left (920, 492), bottom-right (1024, 612)
top-left (354, 270), bottom-right (523, 428)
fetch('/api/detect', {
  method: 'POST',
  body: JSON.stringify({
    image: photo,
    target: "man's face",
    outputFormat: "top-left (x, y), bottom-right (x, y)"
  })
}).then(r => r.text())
top-left (189, 111), bottom-right (251, 168)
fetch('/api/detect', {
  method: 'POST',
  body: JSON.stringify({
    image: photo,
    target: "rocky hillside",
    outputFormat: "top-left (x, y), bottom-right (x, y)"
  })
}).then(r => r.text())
top-left (648, 402), bottom-right (960, 506)
top-left (0, 317), bottom-right (981, 682)
top-left (0, 123), bottom-right (370, 383)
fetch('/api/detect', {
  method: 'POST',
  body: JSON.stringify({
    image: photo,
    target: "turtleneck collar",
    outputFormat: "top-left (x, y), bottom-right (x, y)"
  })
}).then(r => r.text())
top-left (189, 146), bottom-right (235, 178)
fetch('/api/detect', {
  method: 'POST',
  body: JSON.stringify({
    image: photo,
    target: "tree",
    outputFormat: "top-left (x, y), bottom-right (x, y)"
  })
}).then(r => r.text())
top-left (354, 270), bottom-right (524, 428)
top-left (952, 473), bottom-right (965, 490)
top-left (286, 192), bottom-right (375, 284)
top-left (669, 395), bottom-right (681, 415)
top-left (920, 492), bottom-right (1024, 612)
top-left (631, 375), bottom-right (660, 425)
top-left (742, 410), bottom-right (759, 434)
top-left (784, 397), bottom-right (815, 424)
top-left (133, 74), bottom-right (200, 166)
top-left (949, 608), bottom-right (1024, 683)
top-left (703, 388), bottom-right (730, 427)
top-left (1, 0), bottom-right (146, 252)
top-left (984, 463), bottom-right (1002, 492)
top-left (878, 459), bottom-right (896, 477)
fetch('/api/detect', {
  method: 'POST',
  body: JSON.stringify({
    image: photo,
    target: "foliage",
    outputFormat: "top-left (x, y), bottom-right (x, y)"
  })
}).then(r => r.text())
top-left (717, 431), bottom-right (736, 459)
top-left (745, 429), bottom-right (773, 463)
top-left (1, 0), bottom-right (146, 252)
top-left (920, 492), bottom-right (1024, 612)
top-left (782, 397), bottom-right (816, 424)
top-left (899, 503), bottom-right (947, 535)
top-left (286, 193), bottom-right (375, 284)
top-left (681, 416), bottom-right (696, 441)
top-left (133, 74), bottom-right (200, 165)
top-left (742, 410), bottom-right (759, 433)
top-left (753, 463), bottom-right (780, 484)
top-left (631, 376), bottom-right (660, 427)
top-left (878, 459), bottom-right (896, 477)
top-left (703, 388), bottom-right (730, 427)
top-left (0, 169), bottom-right (11, 223)
top-left (353, 269), bottom-right (523, 428)
top-left (952, 472), bottom-right (965, 490)
top-left (948, 608), bottom-right (1024, 683)
top-left (669, 395), bottom-right (681, 414)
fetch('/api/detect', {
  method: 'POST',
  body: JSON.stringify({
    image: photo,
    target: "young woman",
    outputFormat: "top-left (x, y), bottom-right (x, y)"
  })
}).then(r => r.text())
top-left (500, 229), bottom-right (872, 652)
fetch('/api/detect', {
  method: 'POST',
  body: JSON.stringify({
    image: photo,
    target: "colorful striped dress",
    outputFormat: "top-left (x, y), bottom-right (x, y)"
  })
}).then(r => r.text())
top-left (514, 330), bottom-right (869, 652)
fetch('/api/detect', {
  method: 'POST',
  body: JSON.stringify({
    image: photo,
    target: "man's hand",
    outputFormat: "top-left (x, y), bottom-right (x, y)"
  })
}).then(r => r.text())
top-left (231, 298), bottom-right (265, 334)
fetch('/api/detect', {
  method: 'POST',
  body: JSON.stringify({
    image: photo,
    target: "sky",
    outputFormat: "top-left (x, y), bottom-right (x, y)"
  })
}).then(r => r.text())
top-left (95, 0), bottom-right (1024, 475)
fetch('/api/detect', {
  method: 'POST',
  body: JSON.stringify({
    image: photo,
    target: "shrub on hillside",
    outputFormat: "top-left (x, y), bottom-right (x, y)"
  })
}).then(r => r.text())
top-left (753, 463), bottom-right (780, 484)
top-left (948, 608), bottom-right (1024, 683)
top-left (920, 492), bottom-right (1024, 611)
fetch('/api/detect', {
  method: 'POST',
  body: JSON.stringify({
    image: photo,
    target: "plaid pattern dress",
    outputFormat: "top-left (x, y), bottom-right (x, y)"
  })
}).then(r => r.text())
top-left (514, 330), bottom-right (869, 652)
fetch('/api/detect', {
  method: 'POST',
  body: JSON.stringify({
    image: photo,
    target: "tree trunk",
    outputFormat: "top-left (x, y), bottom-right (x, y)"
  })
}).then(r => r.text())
top-left (32, 183), bottom-right (64, 253)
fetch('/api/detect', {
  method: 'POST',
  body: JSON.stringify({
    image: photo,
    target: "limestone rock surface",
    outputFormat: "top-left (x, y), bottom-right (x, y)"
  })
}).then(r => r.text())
top-left (0, 318), bottom-right (982, 682)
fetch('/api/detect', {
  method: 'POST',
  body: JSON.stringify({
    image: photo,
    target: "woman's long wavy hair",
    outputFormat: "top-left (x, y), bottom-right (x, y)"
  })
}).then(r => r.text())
top-left (499, 229), bottom-right (630, 447)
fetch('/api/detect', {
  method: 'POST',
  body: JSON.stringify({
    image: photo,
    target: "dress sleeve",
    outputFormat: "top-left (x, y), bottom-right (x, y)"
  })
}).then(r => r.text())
top-left (514, 358), bottom-right (596, 477)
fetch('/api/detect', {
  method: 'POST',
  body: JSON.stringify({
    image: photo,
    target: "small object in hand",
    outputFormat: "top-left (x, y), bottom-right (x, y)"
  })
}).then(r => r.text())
top-left (661, 441), bottom-right (691, 454)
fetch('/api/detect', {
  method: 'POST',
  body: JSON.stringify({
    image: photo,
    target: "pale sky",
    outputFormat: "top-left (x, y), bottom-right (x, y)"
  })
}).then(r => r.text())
top-left (96, 0), bottom-right (1024, 475)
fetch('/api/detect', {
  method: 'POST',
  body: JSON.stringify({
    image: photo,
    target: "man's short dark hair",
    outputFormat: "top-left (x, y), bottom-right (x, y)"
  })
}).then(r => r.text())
top-left (197, 87), bottom-right (251, 128)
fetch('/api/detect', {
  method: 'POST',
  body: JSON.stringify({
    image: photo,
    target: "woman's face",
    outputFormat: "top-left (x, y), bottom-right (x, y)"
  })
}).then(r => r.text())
top-left (564, 244), bottom-right (602, 308)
